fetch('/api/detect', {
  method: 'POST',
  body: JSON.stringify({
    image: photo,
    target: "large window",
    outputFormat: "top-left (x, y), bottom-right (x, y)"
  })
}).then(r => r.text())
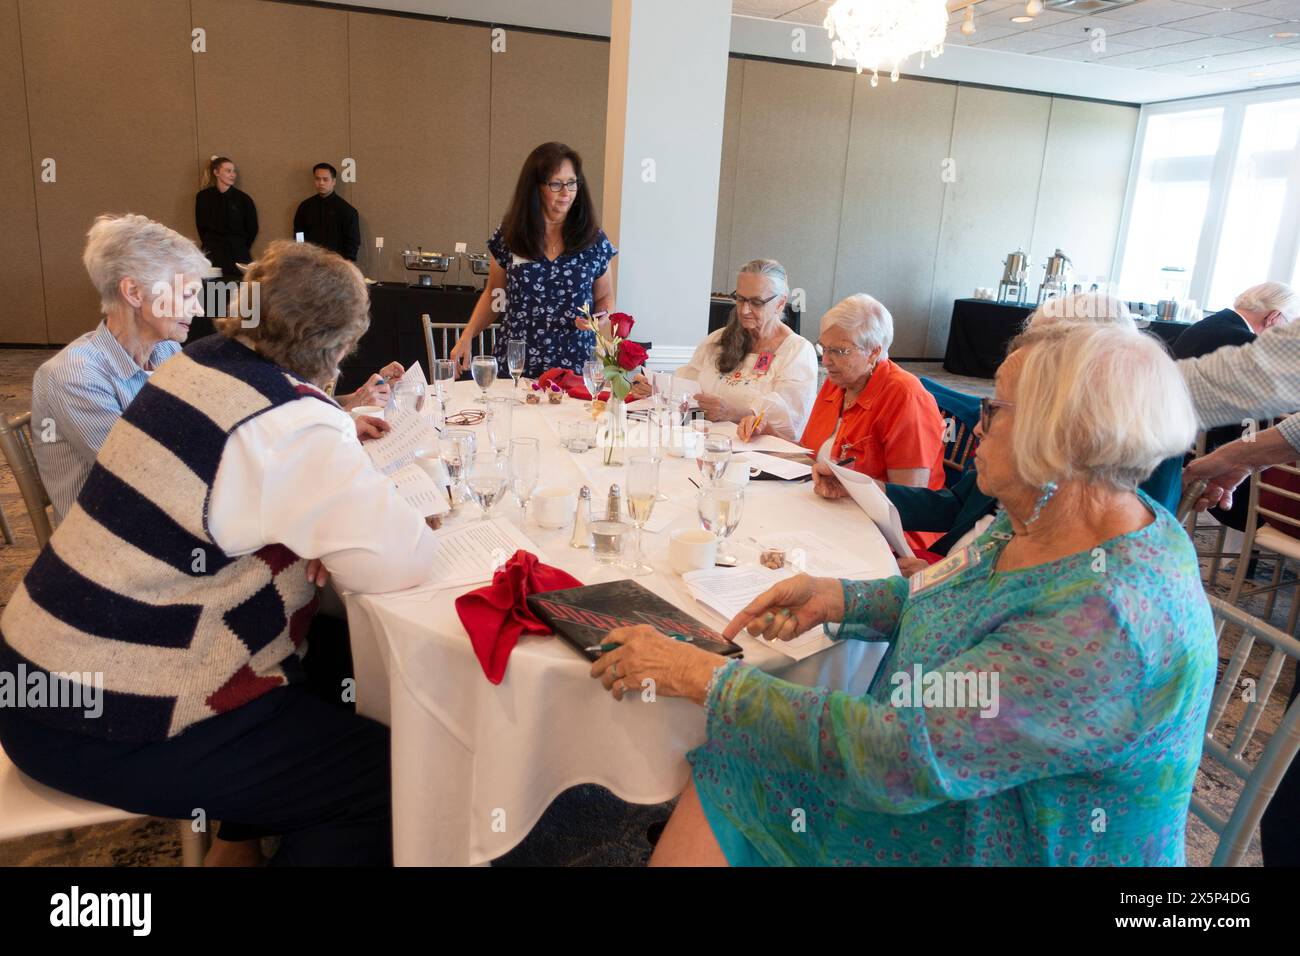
top-left (1116, 87), bottom-right (1300, 312)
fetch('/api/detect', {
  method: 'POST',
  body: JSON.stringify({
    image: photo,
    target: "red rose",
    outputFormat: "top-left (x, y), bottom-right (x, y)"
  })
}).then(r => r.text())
top-left (609, 312), bottom-right (635, 339)
top-left (616, 339), bottom-right (648, 371)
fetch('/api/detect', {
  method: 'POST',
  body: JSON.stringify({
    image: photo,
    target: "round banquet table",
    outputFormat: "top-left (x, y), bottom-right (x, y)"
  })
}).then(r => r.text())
top-left (343, 379), bottom-right (900, 866)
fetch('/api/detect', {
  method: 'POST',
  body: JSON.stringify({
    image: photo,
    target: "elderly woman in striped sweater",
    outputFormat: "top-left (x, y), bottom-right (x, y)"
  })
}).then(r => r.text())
top-left (0, 241), bottom-right (438, 866)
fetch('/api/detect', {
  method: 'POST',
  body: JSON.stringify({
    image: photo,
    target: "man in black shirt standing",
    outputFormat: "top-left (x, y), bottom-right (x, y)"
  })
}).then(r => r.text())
top-left (293, 163), bottom-right (360, 262)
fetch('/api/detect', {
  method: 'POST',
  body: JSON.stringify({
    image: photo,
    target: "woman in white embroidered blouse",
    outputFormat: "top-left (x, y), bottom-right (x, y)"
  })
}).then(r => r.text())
top-left (640, 259), bottom-right (817, 442)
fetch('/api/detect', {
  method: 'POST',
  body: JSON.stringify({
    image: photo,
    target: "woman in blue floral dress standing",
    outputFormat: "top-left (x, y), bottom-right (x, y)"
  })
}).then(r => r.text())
top-left (450, 142), bottom-right (616, 379)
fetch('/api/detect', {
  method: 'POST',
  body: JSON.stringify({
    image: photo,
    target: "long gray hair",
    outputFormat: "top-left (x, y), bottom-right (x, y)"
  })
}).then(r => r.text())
top-left (717, 258), bottom-right (789, 374)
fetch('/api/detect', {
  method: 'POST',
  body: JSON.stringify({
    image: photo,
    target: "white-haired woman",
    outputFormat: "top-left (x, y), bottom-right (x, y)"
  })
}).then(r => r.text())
top-left (800, 294), bottom-right (945, 550)
top-left (633, 259), bottom-right (816, 442)
top-left (589, 322), bottom-right (1215, 866)
top-left (30, 213), bottom-right (211, 524)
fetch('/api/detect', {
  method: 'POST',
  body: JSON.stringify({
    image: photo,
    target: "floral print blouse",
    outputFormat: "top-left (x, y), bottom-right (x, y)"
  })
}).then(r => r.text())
top-left (486, 225), bottom-right (617, 378)
top-left (688, 493), bottom-right (1216, 865)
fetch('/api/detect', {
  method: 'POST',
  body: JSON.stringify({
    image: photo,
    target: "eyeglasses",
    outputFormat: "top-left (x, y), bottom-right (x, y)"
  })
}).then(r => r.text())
top-left (814, 342), bottom-right (863, 359)
top-left (731, 291), bottom-right (780, 310)
top-left (979, 397), bottom-right (1015, 432)
top-left (545, 178), bottom-right (581, 193)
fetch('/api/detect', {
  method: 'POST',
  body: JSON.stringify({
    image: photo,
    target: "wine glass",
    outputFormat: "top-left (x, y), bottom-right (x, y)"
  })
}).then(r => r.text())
top-left (434, 359), bottom-right (457, 405)
top-left (471, 355), bottom-right (498, 404)
top-left (509, 437), bottom-right (541, 521)
top-left (582, 359), bottom-right (604, 403)
top-left (507, 339), bottom-right (526, 393)
top-left (487, 397), bottom-right (514, 455)
top-left (697, 481), bottom-right (745, 564)
top-left (698, 435), bottom-right (733, 484)
top-left (439, 430), bottom-right (475, 506)
top-left (393, 376), bottom-right (424, 415)
top-left (624, 455), bottom-right (659, 575)
top-left (645, 400), bottom-right (670, 502)
top-left (467, 454), bottom-right (507, 520)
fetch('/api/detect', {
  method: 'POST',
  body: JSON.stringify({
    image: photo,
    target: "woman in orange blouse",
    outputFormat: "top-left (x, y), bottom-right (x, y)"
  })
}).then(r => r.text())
top-left (799, 294), bottom-right (946, 551)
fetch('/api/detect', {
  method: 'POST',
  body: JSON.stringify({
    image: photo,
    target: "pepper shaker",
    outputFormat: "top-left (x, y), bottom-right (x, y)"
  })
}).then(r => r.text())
top-left (569, 485), bottom-right (593, 549)
top-left (606, 483), bottom-right (623, 522)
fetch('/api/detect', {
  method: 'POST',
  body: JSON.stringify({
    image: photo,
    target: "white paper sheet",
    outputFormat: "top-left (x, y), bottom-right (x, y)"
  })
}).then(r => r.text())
top-left (680, 566), bottom-right (836, 661)
top-left (826, 460), bottom-right (915, 559)
top-left (708, 420), bottom-right (808, 454)
top-left (390, 462), bottom-right (451, 518)
top-left (362, 409), bottom-right (441, 476)
top-left (415, 518), bottom-right (543, 594)
top-left (742, 450), bottom-right (812, 480)
top-left (757, 530), bottom-right (874, 578)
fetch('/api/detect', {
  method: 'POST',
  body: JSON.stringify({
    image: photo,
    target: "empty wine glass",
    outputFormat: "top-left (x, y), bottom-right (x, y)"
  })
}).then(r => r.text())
top-left (467, 453), bottom-right (507, 520)
top-left (582, 359), bottom-right (604, 403)
top-left (507, 339), bottom-right (526, 392)
top-left (697, 481), bottom-right (745, 564)
top-left (487, 397), bottom-right (514, 455)
top-left (439, 429), bottom-right (475, 506)
top-left (471, 355), bottom-right (498, 404)
top-left (434, 359), bottom-right (456, 405)
top-left (509, 437), bottom-right (541, 521)
top-left (645, 401), bottom-right (669, 502)
top-left (698, 435), bottom-right (732, 484)
top-left (624, 455), bottom-right (659, 575)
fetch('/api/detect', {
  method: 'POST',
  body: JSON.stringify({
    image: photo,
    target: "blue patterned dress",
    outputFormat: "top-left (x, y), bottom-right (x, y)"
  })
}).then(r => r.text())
top-left (688, 492), bottom-right (1216, 866)
top-left (486, 226), bottom-right (617, 378)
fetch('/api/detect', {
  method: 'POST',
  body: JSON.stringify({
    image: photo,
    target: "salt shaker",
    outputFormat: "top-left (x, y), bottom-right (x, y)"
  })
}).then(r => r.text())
top-left (606, 483), bottom-right (623, 522)
top-left (569, 486), bottom-right (593, 549)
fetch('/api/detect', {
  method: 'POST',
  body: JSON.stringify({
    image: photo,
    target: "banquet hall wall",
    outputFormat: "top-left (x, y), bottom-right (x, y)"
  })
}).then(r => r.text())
top-left (0, 0), bottom-right (1137, 359)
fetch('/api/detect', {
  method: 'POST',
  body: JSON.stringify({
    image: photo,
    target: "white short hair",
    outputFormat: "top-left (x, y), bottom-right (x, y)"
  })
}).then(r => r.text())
top-left (1008, 323), bottom-right (1196, 491)
top-left (820, 294), bottom-right (894, 357)
top-left (1235, 282), bottom-right (1300, 321)
top-left (82, 213), bottom-right (212, 313)
top-left (1025, 292), bottom-right (1135, 331)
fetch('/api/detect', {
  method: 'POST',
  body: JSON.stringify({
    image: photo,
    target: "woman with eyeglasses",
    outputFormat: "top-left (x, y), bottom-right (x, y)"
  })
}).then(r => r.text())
top-left (799, 294), bottom-right (946, 552)
top-left (633, 259), bottom-right (816, 441)
top-left (448, 142), bottom-right (616, 379)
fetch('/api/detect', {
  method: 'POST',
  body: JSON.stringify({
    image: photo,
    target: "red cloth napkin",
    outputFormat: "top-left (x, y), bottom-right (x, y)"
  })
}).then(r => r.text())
top-left (537, 367), bottom-right (605, 401)
top-left (454, 549), bottom-right (584, 684)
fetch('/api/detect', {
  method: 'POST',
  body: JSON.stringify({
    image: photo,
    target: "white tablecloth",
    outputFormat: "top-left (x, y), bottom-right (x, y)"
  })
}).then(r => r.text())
top-left (344, 380), bottom-right (898, 865)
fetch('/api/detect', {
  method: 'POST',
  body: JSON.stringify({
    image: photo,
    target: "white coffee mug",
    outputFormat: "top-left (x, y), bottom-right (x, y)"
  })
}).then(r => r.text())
top-left (669, 528), bottom-right (717, 574)
top-left (350, 404), bottom-right (385, 420)
top-left (724, 456), bottom-right (751, 486)
top-left (533, 486), bottom-right (577, 529)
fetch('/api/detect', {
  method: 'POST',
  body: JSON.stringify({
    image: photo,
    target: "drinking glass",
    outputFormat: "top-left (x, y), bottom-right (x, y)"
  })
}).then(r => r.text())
top-left (624, 456), bottom-right (659, 575)
top-left (509, 437), bottom-right (541, 521)
top-left (582, 359), bottom-right (604, 402)
top-left (487, 397), bottom-right (514, 455)
top-left (467, 454), bottom-right (507, 520)
top-left (698, 435), bottom-right (733, 484)
top-left (439, 429), bottom-right (475, 505)
top-left (393, 376), bottom-right (425, 415)
top-left (434, 359), bottom-right (457, 405)
top-left (507, 339), bottom-right (526, 392)
top-left (471, 355), bottom-right (498, 404)
top-left (697, 481), bottom-right (745, 564)
top-left (646, 400), bottom-right (669, 502)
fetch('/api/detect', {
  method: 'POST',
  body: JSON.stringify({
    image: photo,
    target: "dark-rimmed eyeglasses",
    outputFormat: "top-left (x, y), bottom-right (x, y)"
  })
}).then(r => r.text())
top-left (731, 291), bottom-right (779, 310)
top-left (979, 397), bottom-right (1015, 432)
top-left (545, 178), bottom-right (581, 193)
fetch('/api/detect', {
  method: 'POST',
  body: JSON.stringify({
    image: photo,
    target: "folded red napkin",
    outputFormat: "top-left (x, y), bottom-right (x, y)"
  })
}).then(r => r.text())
top-left (454, 549), bottom-right (584, 684)
top-left (537, 367), bottom-right (604, 401)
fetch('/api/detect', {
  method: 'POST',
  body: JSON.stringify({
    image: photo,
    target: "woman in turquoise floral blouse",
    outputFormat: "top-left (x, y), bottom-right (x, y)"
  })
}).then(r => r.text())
top-left (591, 321), bottom-right (1216, 866)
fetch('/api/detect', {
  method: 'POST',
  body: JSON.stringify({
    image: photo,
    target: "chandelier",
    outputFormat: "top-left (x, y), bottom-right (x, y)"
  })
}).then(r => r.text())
top-left (823, 0), bottom-right (949, 87)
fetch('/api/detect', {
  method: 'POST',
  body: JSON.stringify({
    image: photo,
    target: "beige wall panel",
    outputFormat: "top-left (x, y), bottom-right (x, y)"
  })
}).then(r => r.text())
top-left (833, 76), bottom-right (956, 357)
top-left (348, 13), bottom-right (491, 281)
top-left (1031, 97), bottom-right (1138, 287)
top-left (711, 56), bottom-right (744, 294)
top-left (192, 0), bottom-right (350, 263)
top-left (21, 0), bottom-right (197, 344)
top-left (0, 0), bottom-right (46, 343)
top-left (488, 31), bottom-right (609, 240)
top-left (729, 59), bottom-right (854, 330)
top-left (927, 86), bottom-right (1052, 356)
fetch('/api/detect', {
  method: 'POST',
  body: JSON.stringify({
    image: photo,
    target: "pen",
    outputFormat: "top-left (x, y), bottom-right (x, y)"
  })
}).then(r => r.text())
top-left (586, 635), bottom-right (696, 653)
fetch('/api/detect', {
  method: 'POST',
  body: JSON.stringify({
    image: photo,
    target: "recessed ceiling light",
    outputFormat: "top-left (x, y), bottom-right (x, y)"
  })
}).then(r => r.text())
top-left (1011, 15), bottom-right (1034, 23)
top-left (1271, 31), bottom-right (1299, 38)
top-left (1249, 71), bottom-right (1270, 77)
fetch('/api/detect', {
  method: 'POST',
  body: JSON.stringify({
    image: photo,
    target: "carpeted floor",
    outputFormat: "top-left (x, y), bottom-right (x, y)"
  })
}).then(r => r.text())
top-left (0, 350), bottom-right (1286, 866)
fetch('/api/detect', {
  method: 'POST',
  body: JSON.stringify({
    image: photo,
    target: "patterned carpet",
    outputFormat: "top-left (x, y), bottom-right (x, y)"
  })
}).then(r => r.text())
top-left (0, 350), bottom-right (1285, 866)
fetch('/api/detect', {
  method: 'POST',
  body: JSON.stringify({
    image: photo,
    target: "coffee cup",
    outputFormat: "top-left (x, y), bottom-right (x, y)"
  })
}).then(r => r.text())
top-left (533, 486), bottom-right (577, 529)
top-left (669, 528), bottom-right (717, 574)
top-left (724, 456), bottom-right (752, 486)
top-left (350, 404), bottom-right (385, 420)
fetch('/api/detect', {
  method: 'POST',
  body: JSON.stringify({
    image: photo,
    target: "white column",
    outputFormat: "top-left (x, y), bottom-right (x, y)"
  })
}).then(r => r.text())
top-left (601, 0), bottom-right (731, 368)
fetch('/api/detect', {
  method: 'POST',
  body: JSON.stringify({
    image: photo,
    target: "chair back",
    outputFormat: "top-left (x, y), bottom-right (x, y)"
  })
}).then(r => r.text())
top-left (0, 412), bottom-right (53, 548)
top-left (1197, 597), bottom-right (1300, 866)
top-left (422, 316), bottom-right (499, 376)
top-left (919, 377), bottom-right (980, 488)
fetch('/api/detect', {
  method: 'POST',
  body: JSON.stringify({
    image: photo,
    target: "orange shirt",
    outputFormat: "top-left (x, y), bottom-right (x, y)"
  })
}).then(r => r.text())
top-left (799, 359), bottom-right (946, 552)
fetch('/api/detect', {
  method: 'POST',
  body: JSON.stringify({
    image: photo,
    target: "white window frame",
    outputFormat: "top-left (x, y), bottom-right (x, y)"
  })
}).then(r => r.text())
top-left (1112, 83), bottom-right (1300, 312)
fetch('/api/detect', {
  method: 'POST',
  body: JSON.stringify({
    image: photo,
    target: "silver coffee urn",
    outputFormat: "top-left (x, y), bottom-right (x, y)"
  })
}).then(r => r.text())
top-left (1037, 249), bottom-right (1072, 304)
top-left (998, 249), bottom-right (1030, 305)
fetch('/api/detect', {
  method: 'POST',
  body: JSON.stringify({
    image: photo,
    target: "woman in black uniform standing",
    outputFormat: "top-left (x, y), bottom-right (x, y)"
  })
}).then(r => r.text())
top-left (195, 156), bottom-right (258, 280)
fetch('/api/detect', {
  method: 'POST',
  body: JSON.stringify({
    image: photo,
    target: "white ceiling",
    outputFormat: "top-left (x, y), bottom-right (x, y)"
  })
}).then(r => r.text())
top-left (736, 0), bottom-right (1300, 93)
